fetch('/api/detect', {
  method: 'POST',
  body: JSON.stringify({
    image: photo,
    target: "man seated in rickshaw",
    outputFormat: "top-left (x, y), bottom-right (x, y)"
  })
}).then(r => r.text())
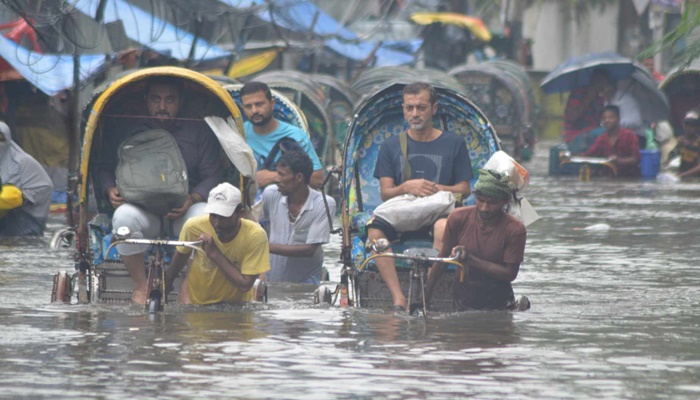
top-left (366, 82), bottom-right (473, 311)
top-left (98, 76), bottom-right (222, 304)
top-left (165, 183), bottom-right (270, 305)
top-left (563, 69), bottom-right (611, 154)
top-left (426, 169), bottom-right (527, 311)
top-left (581, 105), bottom-right (640, 177)
top-left (602, 80), bottom-right (648, 149)
top-left (675, 110), bottom-right (700, 179)
top-left (239, 81), bottom-right (324, 189)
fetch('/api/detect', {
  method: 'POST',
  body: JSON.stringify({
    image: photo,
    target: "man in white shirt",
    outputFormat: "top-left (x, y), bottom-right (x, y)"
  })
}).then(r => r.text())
top-left (261, 150), bottom-right (335, 284)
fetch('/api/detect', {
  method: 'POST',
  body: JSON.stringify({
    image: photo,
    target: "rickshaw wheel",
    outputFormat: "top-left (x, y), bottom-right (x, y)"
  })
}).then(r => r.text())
top-left (314, 285), bottom-right (332, 305)
top-left (148, 298), bottom-right (160, 314)
top-left (50, 228), bottom-right (75, 249)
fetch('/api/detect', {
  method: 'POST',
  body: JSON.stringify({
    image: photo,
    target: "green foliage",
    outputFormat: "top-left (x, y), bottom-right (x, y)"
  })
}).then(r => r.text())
top-left (637, 3), bottom-right (700, 67)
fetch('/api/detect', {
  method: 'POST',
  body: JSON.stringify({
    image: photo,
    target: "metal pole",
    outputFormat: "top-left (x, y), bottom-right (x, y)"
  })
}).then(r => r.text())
top-left (67, 51), bottom-right (81, 228)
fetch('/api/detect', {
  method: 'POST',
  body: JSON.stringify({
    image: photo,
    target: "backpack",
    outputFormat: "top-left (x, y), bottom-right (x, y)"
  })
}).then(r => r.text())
top-left (116, 129), bottom-right (189, 215)
top-left (261, 137), bottom-right (306, 171)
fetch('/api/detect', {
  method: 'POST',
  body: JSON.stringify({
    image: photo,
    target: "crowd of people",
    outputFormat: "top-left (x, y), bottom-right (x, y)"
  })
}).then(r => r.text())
top-left (561, 58), bottom-right (697, 180)
top-left (5, 55), bottom-right (696, 313)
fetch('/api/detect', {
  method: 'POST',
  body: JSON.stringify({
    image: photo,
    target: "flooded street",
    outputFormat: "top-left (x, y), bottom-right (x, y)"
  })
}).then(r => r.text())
top-left (2, 141), bottom-right (700, 399)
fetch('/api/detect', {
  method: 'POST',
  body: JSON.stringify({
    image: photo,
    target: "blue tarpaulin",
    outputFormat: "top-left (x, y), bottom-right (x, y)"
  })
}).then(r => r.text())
top-left (72, 0), bottom-right (231, 61)
top-left (0, 35), bottom-right (106, 96)
top-left (220, 0), bottom-right (417, 66)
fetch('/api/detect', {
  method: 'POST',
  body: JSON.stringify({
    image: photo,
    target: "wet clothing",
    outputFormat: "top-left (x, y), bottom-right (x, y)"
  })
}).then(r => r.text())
top-left (0, 122), bottom-right (53, 236)
top-left (261, 185), bottom-right (334, 284)
top-left (112, 202), bottom-right (206, 256)
top-left (582, 128), bottom-right (641, 177)
top-left (176, 216), bottom-right (270, 305)
top-left (677, 136), bottom-right (700, 174)
top-left (371, 130), bottom-right (472, 237)
top-left (439, 207), bottom-right (526, 310)
top-left (374, 131), bottom-right (473, 185)
top-left (605, 88), bottom-right (645, 143)
top-left (244, 120), bottom-right (322, 172)
top-left (98, 118), bottom-right (221, 201)
top-left (563, 88), bottom-right (604, 143)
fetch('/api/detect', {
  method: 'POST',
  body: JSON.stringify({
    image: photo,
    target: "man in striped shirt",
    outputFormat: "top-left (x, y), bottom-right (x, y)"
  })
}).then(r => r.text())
top-left (261, 150), bottom-right (335, 284)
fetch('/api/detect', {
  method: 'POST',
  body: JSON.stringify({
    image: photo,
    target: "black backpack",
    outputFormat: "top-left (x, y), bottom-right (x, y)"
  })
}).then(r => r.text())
top-left (115, 129), bottom-right (189, 215)
top-left (261, 137), bottom-right (306, 171)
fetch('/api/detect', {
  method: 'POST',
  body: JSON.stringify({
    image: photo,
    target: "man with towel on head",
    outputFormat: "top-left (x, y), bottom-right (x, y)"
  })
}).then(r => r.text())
top-left (426, 169), bottom-right (527, 311)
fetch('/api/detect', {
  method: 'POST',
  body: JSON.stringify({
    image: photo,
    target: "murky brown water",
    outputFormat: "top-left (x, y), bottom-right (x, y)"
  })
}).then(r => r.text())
top-left (2, 141), bottom-right (700, 399)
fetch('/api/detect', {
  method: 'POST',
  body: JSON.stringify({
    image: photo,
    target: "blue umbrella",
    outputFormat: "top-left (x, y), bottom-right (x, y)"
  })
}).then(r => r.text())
top-left (540, 52), bottom-right (636, 93)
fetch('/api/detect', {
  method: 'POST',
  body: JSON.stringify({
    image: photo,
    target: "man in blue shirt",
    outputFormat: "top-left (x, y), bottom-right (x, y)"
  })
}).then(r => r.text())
top-left (368, 82), bottom-right (473, 311)
top-left (240, 82), bottom-right (324, 189)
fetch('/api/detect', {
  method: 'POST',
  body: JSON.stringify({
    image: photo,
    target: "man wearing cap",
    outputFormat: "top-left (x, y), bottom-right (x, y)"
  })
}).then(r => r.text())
top-left (676, 110), bottom-right (700, 179)
top-left (426, 169), bottom-right (527, 311)
top-left (165, 183), bottom-right (270, 305)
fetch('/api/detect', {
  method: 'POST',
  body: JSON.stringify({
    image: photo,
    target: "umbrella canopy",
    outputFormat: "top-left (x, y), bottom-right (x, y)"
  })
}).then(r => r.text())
top-left (540, 52), bottom-right (636, 93)
top-left (409, 12), bottom-right (491, 42)
top-left (615, 68), bottom-right (670, 123)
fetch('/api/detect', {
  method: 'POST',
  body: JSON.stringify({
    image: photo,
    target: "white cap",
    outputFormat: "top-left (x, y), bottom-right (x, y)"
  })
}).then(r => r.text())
top-left (204, 183), bottom-right (242, 217)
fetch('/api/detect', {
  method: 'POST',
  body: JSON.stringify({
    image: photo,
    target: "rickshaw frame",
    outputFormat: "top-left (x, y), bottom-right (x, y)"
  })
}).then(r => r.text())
top-left (71, 66), bottom-right (246, 305)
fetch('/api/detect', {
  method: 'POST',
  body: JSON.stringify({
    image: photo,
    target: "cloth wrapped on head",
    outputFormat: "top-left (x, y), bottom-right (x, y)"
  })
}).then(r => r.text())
top-left (473, 168), bottom-right (515, 201)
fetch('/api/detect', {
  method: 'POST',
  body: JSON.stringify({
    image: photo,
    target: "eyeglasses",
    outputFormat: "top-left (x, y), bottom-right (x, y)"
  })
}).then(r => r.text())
top-left (402, 104), bottom-right (431, 113)
top-left (148, 95), bottom-right (178, 104)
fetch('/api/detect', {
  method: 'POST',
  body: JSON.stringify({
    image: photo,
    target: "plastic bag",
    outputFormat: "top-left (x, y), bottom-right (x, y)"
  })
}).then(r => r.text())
top-left (483, 150), bottom-right (530, 191)
top-left (482, 151), bottom-right (540, 227)
top-left (0, 184), bottom-right (23, 219)
top-left (372, 191), bottom-right (455, 232)
top-left (205, 116), bottom-right (257, 178)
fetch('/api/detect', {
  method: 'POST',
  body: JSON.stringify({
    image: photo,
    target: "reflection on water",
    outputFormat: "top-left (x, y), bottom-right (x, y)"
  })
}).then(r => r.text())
top-left (1, 141), bottom-right (700, 399)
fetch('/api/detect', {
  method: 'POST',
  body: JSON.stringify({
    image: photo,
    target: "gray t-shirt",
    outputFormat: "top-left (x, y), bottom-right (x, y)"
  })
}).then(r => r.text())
top-left (374, 130), bottom-right (473, 185)
top-left (261, 185), bottom-right (335, 283)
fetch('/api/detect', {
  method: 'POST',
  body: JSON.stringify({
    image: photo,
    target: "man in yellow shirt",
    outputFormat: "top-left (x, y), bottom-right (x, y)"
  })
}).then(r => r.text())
top-left (166, 183), bottom-right (270, 305)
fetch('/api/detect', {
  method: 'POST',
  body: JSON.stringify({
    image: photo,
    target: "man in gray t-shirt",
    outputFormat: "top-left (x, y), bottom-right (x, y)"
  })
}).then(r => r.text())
top-left (261, 151), bottom-right (335, 284)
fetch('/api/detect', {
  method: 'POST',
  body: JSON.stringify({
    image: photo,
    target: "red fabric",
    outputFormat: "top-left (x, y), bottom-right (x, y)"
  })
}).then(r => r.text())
top-left (563, 88), bottom-right (604, 142)
top-left (583, 128), bottom-right (640, 177)
top-left (652, 70), bottom-right (665, 82)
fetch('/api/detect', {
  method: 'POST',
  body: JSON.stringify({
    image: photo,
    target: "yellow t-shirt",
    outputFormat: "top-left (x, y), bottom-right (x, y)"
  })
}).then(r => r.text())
top-left (177, 215), bottom-right (270, 305)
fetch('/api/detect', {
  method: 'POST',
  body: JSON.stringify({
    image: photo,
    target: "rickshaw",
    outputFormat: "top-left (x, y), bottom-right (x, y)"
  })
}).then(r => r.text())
top-left (660, 58), bottom-right (700, 135)
top-left (314, 78), bottom-right (501, 315)
top-left (449, 59), bottom-right (537, 160)
top-left (50, 67), bottom-right (257, 308)
top-left (251, 70), bottom-right (335, 167)
top-left (309, 73), bottom-right (358, 149)
top-left (223, 83), bottom-right (309, 137)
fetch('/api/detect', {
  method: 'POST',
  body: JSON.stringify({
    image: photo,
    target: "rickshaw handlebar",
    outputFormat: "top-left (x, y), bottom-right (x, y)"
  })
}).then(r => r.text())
top-left (106, 239), bottom-right (204, 254)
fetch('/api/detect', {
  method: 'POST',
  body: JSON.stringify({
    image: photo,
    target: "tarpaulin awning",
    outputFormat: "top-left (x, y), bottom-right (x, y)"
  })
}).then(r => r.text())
top-left (72, 0), bottom-right (230, 61)
top-left (0, 35), bottom-right (106, 96)
top-left (409, 12), bottom-right (492, 42)
top-left (220, 0), bottom-right (417, 66)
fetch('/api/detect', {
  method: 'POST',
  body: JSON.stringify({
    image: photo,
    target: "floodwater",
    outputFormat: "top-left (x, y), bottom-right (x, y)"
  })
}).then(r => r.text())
top-left (2, 141), bottom-right (700, 399)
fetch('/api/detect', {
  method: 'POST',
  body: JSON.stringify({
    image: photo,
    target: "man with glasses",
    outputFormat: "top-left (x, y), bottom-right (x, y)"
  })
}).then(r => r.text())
top-left (98, 75), bottom-right (221, 305)
top-left (367, 82), bottom-right (473, 311)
